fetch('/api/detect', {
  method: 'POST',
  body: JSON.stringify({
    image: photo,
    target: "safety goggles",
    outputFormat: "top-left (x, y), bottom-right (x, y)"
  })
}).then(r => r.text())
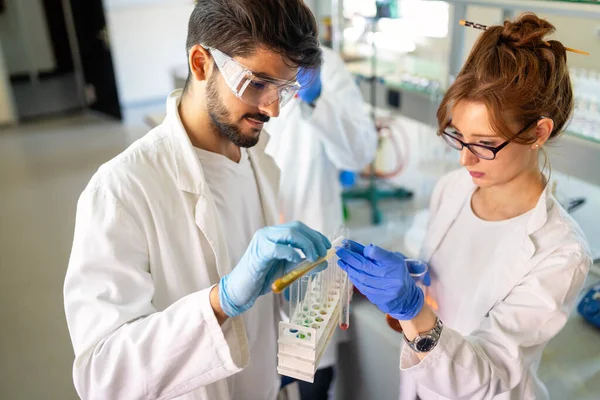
top-left (440, 116), bottom-right (549, 160)
top-left (204, 46), bottom-right (301, 108)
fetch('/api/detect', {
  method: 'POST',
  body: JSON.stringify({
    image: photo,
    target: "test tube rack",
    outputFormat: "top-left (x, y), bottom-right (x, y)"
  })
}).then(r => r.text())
top-left (277, 246), bottom-right (350, 383)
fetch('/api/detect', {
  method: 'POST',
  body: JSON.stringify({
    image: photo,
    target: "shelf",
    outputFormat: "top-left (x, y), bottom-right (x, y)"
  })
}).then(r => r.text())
top-left (564, 130), bottom-right (600, 145)
top-left (351, 65), bottom-right (600, 147)
top-left (423, 0), bottom-right (600, 19)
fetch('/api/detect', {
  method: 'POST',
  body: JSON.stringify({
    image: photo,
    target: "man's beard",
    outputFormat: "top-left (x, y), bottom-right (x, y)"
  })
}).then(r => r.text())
top-left (205, 73), bottom-right (270, 148)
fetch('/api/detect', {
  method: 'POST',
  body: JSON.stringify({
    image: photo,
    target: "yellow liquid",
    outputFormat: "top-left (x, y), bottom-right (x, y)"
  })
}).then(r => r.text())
top-left (271, 247), bottom-right (337, 293)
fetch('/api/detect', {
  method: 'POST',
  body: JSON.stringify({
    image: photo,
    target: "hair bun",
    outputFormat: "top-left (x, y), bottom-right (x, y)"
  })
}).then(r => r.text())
top-left (500, 13), bottom-right (555, 49)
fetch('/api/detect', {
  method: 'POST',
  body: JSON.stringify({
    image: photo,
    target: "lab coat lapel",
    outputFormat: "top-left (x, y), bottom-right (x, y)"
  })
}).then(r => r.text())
top-left (166, 90), bottom-right (232, 278)
top-left (423, 172), bottom-right (545, 266)
top-left (476, 189), bottom-right (548, 314)
top-left (194, 194), bottom-right (232, 278)
top-left (248, 132), bottom-right (280, 227)
top-left (422, 177), bottom-right (473, 262)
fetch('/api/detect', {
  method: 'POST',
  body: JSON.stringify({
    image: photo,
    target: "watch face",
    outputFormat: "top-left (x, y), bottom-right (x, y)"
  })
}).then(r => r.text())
top-left (416, 336), bottom-right (436, 352)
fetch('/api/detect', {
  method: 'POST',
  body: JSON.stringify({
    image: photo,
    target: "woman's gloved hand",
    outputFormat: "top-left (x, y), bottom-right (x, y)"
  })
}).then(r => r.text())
top-left (297, 67), bottom-right (322, 104)
top-left (219, 221), bottom-right (331, 317)
top-left (335, 240), bottom-right (424, 320)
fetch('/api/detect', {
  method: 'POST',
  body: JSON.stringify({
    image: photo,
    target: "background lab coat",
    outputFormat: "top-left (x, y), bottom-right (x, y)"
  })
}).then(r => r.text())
top-left (265, 47), bottom-right (377, 368)
top-left (265, 46), bottom-right (377, 239)
top-left (400, 168), bottom-right (592, 400)
top-left (64, 90), bottom-right (281, 400)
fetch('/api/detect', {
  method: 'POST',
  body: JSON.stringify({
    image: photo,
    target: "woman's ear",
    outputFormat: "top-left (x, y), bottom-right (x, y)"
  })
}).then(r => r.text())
top-left (532, 117), bottom-right (554, 149)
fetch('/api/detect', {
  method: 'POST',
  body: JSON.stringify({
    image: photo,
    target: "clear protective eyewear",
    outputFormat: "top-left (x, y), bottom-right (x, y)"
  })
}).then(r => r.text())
top-left (204, 46), bottom-right (301, 108)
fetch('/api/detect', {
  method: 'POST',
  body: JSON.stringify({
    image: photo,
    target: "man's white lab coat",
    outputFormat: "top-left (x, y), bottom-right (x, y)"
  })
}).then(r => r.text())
top-left (64, 90), bottom-right (281, 400)
top-left (400, 168), bottom-right (591, 399)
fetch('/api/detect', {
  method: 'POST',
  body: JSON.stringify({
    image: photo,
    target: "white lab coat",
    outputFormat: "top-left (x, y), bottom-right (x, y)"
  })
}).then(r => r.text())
top-left (400, 168), bottom-right (591, 399)
top-left (265, 46), bottom-right (377, 238)
top-left (64, 90), bottom-right (281, 400)
top-left (265, 48), bottom-right (377, 369)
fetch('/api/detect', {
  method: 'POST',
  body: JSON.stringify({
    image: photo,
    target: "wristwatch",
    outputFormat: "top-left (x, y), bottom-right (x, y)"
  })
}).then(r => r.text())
top-left (404, 317), bottom-right (443, 353)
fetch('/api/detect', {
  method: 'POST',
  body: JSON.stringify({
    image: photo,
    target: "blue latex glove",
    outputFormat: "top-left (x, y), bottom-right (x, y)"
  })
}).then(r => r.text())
top-left (336, 240), bottom-right (424, 320)
top-left (219, 221), bottom-right (331, 317)
top-left (297, 67), bottom-right (322, 104)
top-left (339, 170), bottom-right (357, 188)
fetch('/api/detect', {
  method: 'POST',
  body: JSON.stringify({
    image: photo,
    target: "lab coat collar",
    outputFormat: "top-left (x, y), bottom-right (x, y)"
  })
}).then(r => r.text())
top-left (165, 89), bottom-right (207, 195)
top-left (526, 184), bottom-right (550, 235)
top-left (165, 89), bottom-right (277, 208)
top-left (423, 169), bottom-right (551, 263)
top-left (164, 90), bottom-right (279, 276)
top-left (455, 168), bottom-right (551, 235)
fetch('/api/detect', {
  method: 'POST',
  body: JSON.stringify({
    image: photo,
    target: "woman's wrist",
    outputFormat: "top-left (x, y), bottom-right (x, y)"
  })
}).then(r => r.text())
top-left (400, 304), bottom-right (437, 341)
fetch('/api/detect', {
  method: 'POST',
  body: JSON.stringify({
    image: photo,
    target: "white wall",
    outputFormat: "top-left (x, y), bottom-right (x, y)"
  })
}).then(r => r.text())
top-left (104, 0), bottom-right (332, 107)
top-left (105, 1), bottom-right (194, 106)
top-left (0, 0), bottom-right (56, 76)
top-left (0, 39), bottom-right (17, 125)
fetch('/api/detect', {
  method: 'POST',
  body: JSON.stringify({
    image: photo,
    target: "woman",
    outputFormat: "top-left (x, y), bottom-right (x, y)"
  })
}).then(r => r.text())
top-left (336, 13), bottom-right (591, 400)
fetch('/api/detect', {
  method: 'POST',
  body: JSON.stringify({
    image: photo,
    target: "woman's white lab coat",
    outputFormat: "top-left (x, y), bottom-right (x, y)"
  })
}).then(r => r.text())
top-left (400, 168), bottom-right (591, 399)
top-left (64, 90), bottom-right (281, 400)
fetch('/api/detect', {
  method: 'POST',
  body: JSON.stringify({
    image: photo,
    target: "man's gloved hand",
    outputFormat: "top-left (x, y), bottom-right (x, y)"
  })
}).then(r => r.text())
top-left (335, 240), bottom-right (424, 320)
top-left (219, 221), bottom-right (331, 317)
top-left (297, 67), bottom-right (322, 105)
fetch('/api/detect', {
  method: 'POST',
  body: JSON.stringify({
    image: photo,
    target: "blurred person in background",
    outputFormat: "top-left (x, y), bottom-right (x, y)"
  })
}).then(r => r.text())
top-left (266, 46), bottom-right (377, 399)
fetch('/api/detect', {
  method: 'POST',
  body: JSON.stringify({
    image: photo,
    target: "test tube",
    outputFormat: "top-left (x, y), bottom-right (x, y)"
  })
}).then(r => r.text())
top-left (271, 237), bottom-right (345, 294)
top-left (289, 279), bottom-right (299, 322)
top-left (339, 271), bottom-right (350, 330)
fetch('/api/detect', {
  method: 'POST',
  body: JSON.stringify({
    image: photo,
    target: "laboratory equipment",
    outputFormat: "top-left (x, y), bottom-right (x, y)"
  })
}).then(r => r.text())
top-left (271, 237), bottom-right (343, 294)
top-left (277, 235), bottom-right (352, 383)
top-left (577, 283), bottom-right (600, 328)
top-left (407, 259), bottom-right (429, 292)
top-left (568, 68), bottom-right (600, 142)
top-left (407, 259), bottom-right (438, 311)
top-left (337, 1), bottom-right (414, 225)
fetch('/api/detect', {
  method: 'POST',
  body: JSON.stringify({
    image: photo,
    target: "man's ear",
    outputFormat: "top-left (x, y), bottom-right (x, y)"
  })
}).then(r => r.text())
top-left (188, 45), bottom-right (212, 82)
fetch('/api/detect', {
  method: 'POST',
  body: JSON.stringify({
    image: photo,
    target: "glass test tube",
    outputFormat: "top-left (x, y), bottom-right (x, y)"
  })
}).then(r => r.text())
top-left (289, 278), bottom-right (299, 322)
top-left (339, 271), bottom-right (350, 330)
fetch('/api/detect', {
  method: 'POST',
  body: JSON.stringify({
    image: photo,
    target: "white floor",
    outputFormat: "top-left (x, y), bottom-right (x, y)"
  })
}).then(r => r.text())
top-left (0, 114), bottom-right (145, 399)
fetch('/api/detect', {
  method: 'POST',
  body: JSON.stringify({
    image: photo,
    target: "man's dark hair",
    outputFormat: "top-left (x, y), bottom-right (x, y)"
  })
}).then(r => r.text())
top-left (184, 0), bottom-right (322, 89)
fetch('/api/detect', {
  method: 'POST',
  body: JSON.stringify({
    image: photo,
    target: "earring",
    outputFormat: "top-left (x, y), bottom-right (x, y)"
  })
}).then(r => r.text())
top-left (534, 143), bottom-right (540, 149)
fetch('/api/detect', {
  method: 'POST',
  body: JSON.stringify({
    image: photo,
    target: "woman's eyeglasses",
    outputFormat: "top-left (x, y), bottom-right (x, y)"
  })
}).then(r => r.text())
top-left (440, 117), bottom-right (548, 160)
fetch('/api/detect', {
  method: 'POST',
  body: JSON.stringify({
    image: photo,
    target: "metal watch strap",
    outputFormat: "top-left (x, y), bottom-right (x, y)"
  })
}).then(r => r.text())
top-left (404, 317), bottom-right (443, 353)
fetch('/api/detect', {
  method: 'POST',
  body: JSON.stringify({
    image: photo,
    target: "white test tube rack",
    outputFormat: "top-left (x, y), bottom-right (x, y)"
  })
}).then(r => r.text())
top-left (277, 245), bottom-right (349, 383)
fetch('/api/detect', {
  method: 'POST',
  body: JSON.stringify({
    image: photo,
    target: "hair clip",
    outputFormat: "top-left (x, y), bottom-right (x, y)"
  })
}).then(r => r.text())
top-left (459, 20), bottom-right (589, 56)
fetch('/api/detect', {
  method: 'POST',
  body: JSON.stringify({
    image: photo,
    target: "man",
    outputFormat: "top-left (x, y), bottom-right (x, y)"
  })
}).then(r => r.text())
top-left (63, 1), bottom-right (327, 399)
top-left (266, 47), bottom-right (377, 399)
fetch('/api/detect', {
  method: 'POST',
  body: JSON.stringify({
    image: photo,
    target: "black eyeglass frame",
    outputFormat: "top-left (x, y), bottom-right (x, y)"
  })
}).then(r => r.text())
top-left (440, 116), bottom-right (550, 160)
